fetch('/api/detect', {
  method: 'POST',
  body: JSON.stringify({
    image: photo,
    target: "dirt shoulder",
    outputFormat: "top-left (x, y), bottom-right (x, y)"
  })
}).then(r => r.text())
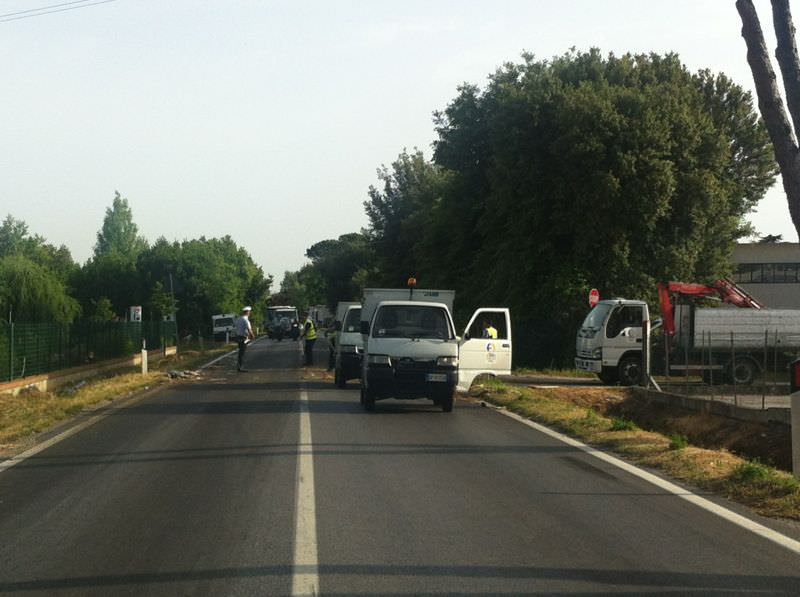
top-left (0, 345), bottom-right (232, 458)
top-left (472, 380), bottom-right (800, 521)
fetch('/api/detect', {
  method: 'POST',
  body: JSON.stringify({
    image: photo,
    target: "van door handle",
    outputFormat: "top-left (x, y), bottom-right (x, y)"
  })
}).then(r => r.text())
top-left (502, 343), bottom-right (510, 348)
top-left (636, 338), bottom-right (642, 343)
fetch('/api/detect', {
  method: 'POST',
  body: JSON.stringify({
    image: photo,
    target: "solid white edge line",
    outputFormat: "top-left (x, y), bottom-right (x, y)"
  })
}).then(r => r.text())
top-left (0, 338), bottom-right (269, 474)
top-left (494, 406), bottom-right (800, 555)
top-left (0, 409), bottom-right (111, 473)
top-left (292, 389), bottom-right (319, 597)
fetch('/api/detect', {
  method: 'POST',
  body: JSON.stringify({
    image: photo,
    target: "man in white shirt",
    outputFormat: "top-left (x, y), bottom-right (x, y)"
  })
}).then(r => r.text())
top-left (235, 306), bottom-right (255, 371)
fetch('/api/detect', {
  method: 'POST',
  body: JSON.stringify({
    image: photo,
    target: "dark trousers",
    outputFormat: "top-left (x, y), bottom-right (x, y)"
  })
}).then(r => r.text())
top-left (304, 338), bottom-right (316, 365)
top-left (237, 339), bottom-right (247, 370)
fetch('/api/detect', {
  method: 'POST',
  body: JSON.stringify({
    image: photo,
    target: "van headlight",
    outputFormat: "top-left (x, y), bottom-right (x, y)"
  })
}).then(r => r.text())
top-left (368, 354), bottom-right (391, 366)
top-left (436, 356), bottom-right (459, 368)
top-left (340, 344), bottom-right (356, 354)
top-left (592, 348), bottom-right (602, 359)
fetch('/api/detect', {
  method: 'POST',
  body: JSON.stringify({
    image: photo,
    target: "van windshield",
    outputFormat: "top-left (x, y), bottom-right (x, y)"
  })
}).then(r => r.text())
top-left (581, 303), bottom-right (612, 330)
top-left (372, 305), bottom-right (452, 339)
top-left (343, 308), bottom-right (362, 333)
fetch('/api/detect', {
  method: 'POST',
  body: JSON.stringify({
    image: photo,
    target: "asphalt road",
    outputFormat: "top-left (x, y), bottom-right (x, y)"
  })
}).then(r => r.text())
top-left (1, 339), bottom-right (799, 596)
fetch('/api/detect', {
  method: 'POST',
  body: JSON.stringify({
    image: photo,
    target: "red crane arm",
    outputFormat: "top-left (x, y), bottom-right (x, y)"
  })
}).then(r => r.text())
top-left (657, 279), bottom-right (763, 336)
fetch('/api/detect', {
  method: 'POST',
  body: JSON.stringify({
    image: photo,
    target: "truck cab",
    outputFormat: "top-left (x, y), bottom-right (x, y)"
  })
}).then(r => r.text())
top-left (359, 287), bottom-right (512, 412)
top-left (575, 299), bottom-right (649, 385)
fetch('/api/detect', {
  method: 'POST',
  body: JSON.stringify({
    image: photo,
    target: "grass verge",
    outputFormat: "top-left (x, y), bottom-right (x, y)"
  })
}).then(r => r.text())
top-left (0, 343), bottom-right (233, 456)
top-left (474, 379), bottom-right (800, 520)
top-left (513, 367), bottom-right (595, 378)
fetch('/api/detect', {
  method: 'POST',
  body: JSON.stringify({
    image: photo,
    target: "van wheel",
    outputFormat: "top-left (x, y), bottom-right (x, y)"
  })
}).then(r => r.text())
top-left (726, 358), bottom-right (758, 385)
top-left (335, 368), bottom-right (346, 388)
top-left (441, 393), bottom-right (454, 412)
top-left (618, 356), bottom-right (642, 386)
top-left (361, 386), bottom-right (375, 411)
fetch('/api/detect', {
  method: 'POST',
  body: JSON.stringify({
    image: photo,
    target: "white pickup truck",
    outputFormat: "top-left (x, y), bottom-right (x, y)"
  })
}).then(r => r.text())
top-left (359, 287), bottom-right (512, 412)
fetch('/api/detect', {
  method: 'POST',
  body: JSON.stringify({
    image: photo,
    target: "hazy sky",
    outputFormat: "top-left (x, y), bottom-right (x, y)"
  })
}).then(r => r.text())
top-left (2, 0), bottom-right (797, 283)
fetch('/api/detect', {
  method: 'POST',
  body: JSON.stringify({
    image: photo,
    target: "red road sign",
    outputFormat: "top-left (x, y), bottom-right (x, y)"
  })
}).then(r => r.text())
top-left (589, 288), bottom-right (600, 307)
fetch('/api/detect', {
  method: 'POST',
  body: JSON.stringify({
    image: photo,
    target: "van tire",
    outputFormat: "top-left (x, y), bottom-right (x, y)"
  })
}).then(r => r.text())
top-left (361, 386), bottom-right (375, 411)
top-left (441, 394), bottom-right (454, 412)
top-left (618, 355), bottom-right (642, 386)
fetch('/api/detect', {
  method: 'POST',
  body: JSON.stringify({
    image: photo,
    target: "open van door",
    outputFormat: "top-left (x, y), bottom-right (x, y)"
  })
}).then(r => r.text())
top-left (457, 308), bottom-right (512, 392)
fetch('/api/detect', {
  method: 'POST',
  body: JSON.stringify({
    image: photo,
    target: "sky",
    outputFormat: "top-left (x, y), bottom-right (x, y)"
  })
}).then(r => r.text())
top-left (1, 0), bottom-right (798, 285)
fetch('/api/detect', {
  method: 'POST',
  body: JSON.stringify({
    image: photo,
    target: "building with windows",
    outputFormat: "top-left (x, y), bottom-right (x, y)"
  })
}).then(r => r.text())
top-left (732, 243), bottom-right (800, 308)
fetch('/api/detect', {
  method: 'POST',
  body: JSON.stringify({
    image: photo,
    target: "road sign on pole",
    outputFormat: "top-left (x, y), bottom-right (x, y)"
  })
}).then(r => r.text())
top-left (589, 288), bottom-right (600, 307)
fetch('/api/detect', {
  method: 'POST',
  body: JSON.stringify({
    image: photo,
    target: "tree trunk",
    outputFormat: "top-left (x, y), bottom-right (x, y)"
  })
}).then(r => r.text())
top-left (737, 0), bottom-right (800, 237)
top-left (772, 0), bottom-right (800, 141)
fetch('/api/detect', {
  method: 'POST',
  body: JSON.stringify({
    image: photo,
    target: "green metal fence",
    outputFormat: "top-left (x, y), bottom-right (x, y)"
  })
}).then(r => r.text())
top-left (0, 320), bottom-right (178, 382)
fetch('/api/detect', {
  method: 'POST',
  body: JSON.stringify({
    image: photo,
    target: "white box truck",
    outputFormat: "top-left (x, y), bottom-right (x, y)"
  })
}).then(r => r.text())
top-left (359, 287), bottom-right (512, 412)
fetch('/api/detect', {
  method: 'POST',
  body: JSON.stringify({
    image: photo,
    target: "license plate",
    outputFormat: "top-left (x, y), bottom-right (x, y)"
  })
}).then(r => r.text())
top-left (426, 373), bottom-right (447, 382)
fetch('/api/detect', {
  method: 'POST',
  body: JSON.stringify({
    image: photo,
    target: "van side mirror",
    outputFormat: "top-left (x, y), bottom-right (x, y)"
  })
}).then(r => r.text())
top-left (360, 321), bottom-right (370, 335)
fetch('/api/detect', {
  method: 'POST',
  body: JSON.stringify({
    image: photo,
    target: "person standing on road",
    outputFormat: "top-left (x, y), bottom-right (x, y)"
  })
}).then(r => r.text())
top-left (234, 306), bottom-right (255, 372)
top-left (299, 311), bottom-right (317, 366)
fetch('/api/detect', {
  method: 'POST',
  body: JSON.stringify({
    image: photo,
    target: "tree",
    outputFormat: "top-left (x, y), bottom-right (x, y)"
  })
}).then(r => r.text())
top-left (94, 191), bottom-right (148, 259)
top-left (304, 233), bottom-right (373, 308)
top-left (364, 150), bottom-right (452, 286)
top-left (0, 215), bottom-right (77, 283)
top-left (363, 50), bottom-right (776, 365)
top-left (0, 255), bottom-right (80, 323)
top-left (736, 0), bottom-right (800, 239)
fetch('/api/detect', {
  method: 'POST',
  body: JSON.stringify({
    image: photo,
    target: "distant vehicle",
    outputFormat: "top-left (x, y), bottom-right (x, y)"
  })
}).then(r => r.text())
top-left (309, 304), bottom-right (332, 327)
top-left (266, 306), bottom-right (298, 341)
top-left (212, 313), bottom-right (236, 340)
top-left (359, 286), bottom-right (512, 412)
top-left (334, 303), bottom-right (362, 388)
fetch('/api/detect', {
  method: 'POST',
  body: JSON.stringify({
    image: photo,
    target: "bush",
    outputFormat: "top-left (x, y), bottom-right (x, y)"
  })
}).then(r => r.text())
top-left (610, 417), bottom-right (638, 431)
top-left (669, 433), bottom-right (689, 450)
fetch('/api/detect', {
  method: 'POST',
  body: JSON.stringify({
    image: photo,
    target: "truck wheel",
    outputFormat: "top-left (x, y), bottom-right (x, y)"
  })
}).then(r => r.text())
top-left (361, 386), bottom-right (375, 411)
top-left (598, 367), bottom-right (618, 385)
top-left (726, 358), bottom-right (758, 385)
top-left (618, 356), bottom-right (642, 386)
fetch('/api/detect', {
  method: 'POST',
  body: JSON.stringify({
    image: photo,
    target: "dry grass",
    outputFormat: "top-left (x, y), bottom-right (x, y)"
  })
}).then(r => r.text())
top-left (512, 367), bottom-right (596, 378)
top-left (0, 344), bottom-right (233, 456)
top-left (473, 380), bottom-right (800, 520)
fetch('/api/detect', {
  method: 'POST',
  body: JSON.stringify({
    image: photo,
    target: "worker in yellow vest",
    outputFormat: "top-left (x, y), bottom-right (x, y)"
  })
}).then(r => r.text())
top-left (299, 312), bottom-right (317, 366)
top-left (482, 319), bottom-right (498, 339)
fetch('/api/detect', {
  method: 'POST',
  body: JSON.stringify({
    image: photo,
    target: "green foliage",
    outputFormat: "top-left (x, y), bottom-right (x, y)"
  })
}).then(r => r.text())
top-left (305, 233), bottom-right (372, 308)
top-left (669, 433), bottom-right (689, 450)
top-left (93, 191), bottom-right (148, 260)
top-left (0, 255), bottom-right (80, 323)
top-left (87, 296), bottom-right (115, 322)
top-left (359, 50), bottom-right (776, 365)
top-left (277, 265), bottom-right (325, 312)
top-left (0, 215), bottom-right (77, 284)
top-left (610, 417), bottom-right (639, 431)
top-left (730, 459), bottom-right (771, 482)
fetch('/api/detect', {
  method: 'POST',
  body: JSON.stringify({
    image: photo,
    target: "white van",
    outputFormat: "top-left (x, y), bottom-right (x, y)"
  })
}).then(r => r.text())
top-left (334, 304), bottom-right (363, 387)
top-left (359, 288), bottom-right (511, 412)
